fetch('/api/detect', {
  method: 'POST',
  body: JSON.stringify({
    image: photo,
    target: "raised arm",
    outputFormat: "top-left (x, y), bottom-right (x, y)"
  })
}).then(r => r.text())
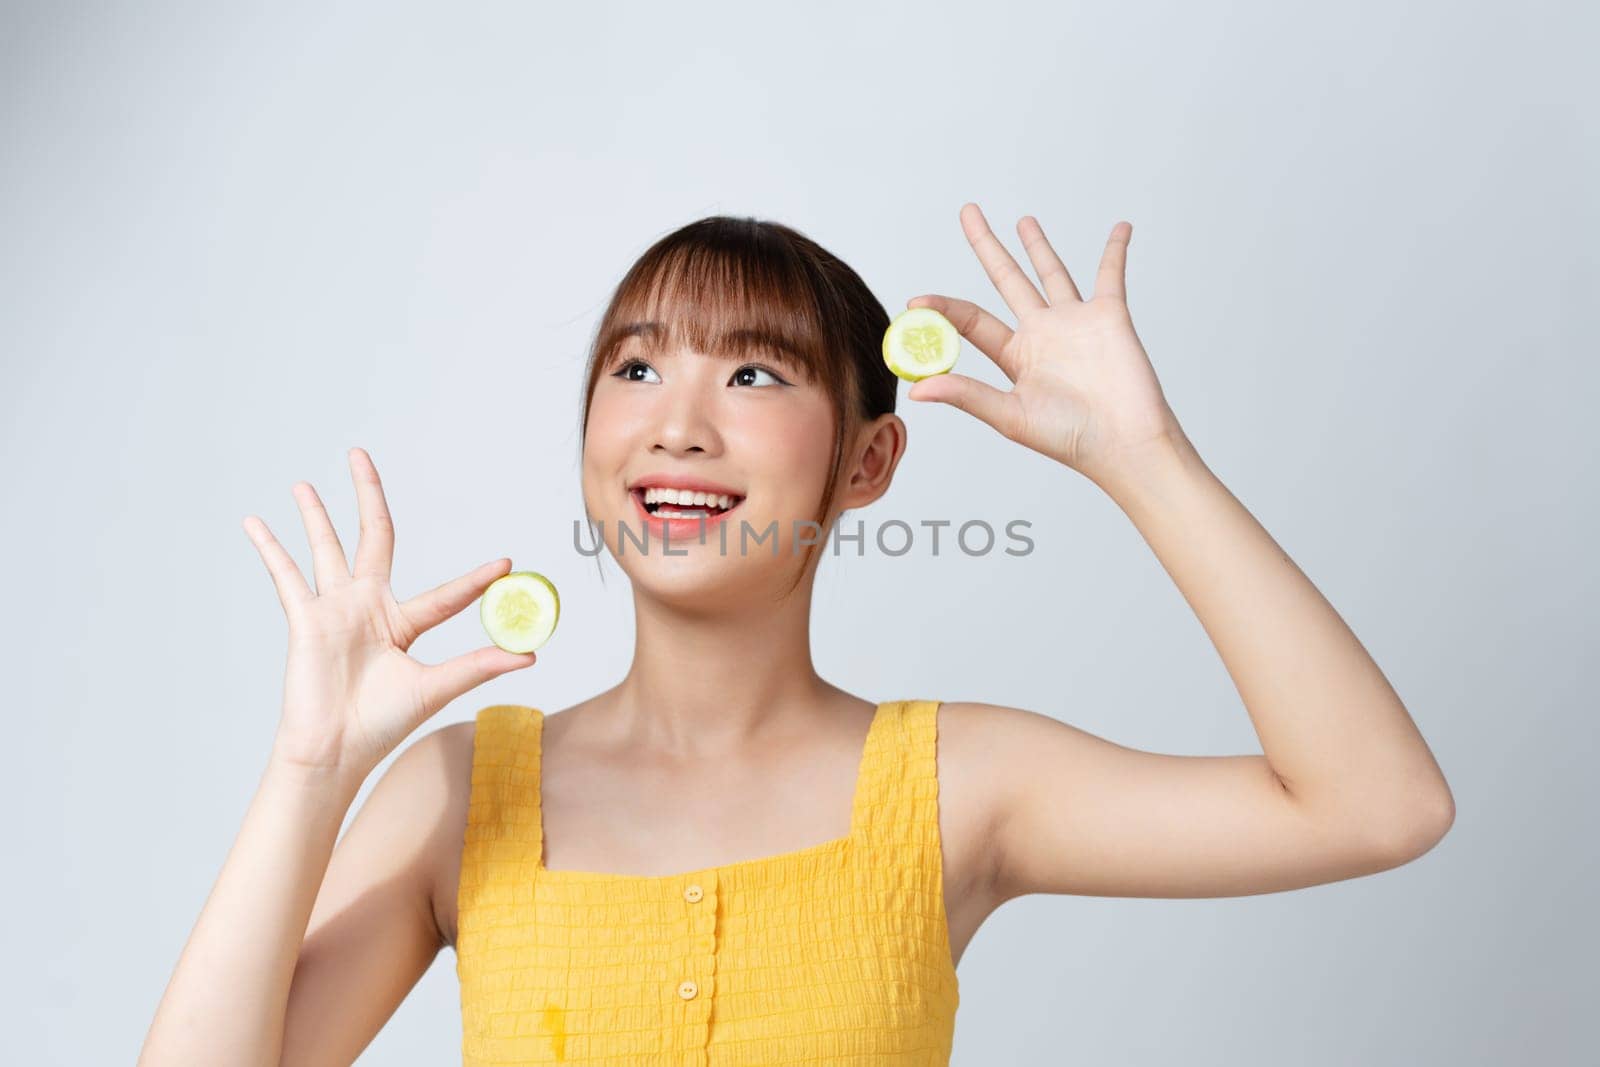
top-left (908, 206), bottom-right (1453, 902)
top-left (138, 449), bottom-right (536, 1064)
top-left (275, 722), bottom-right (472, 1065)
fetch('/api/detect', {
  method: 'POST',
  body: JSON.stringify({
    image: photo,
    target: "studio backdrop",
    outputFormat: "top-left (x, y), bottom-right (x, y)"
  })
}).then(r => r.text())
top-left (2, 1), bottom-right (1593, 1064)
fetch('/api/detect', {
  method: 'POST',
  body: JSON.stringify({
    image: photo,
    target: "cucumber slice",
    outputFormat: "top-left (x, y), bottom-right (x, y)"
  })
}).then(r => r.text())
top-left (882, 307), bottom-right (961, 382)
top-left (480, 570), bottom-right (560, 653)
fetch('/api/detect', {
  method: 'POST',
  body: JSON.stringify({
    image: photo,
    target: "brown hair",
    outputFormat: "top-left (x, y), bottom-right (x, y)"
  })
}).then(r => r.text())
top-left (578, 215), bottom-right (898, 591)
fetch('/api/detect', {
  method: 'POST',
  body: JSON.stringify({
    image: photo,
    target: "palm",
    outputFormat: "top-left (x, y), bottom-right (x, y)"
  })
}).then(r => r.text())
top-left (906, 204), bottom-right (1184, 482)
top-left (278, 576), bottom-right (431, 771)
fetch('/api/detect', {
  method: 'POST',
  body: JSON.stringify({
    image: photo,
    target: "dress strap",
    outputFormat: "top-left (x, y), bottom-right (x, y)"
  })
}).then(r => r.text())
top-left (462, 704), bottom-right (545, 860)
top-left (849, 699), bottom-right (945, 853)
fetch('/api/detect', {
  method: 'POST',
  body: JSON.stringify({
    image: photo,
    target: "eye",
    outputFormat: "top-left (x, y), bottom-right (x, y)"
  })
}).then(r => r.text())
top-left (730, 364), bottom-right (788, 388)
top-left (612, 359), bottom-right (661, 383)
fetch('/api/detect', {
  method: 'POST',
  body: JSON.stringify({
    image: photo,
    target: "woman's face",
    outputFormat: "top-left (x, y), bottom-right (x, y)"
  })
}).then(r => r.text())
top-left (581, 326), bottom-right (841, 598)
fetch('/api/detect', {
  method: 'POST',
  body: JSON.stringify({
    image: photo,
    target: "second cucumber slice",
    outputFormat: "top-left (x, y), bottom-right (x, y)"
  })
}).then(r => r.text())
top-left (480, 570), bottom-right (560, 654)
top-left (883, 307), bottom-right (961, 382)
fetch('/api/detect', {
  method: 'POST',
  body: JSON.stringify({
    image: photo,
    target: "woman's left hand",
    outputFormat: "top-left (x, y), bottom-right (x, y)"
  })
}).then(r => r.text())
top-left (906, 203), bottom-right (1190, 486)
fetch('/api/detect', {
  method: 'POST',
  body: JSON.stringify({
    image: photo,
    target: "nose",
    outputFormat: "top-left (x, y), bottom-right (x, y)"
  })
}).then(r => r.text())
top-left (650, 374), bottom-right (722, 457)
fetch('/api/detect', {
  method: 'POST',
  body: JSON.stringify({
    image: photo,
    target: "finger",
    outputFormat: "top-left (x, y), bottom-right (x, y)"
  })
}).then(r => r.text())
top-left (906, 371), bottom-right (1024, 441)
top-left (1093, 221), bottom-right (1132, 302)
top-left (1017, 215), bottom-right (1082, 304)
top-left (959, 202), bottom-right (1047, 315)
top-left (398, 558), bottom-right (513, 639)
top-left (416, 645), bottom-right (537, 719)
top-left (293, 481), bottom-right (352, 594)
top-left (348, 447), bottom-right (396, 581)
top-left (242, 515), bottom-right (315, 610)
top-left (905, 294), bottom-right (1018, 382)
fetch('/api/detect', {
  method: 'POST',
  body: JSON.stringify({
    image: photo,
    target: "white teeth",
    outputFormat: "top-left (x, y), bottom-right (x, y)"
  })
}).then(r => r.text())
top-left (641, 487), bottom-right (737, 509)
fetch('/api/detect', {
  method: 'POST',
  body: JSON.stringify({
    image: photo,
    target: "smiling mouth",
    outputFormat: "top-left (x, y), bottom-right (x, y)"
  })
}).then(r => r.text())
top-left (630, 488), bottom-right (746, 520)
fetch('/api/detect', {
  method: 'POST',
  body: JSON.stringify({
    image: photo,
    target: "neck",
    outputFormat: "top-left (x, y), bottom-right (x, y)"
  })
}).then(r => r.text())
top-left (600, 572), bottom-right (840, 755)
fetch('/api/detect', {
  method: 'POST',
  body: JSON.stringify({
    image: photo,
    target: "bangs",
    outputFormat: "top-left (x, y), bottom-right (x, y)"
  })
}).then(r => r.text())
top-left (591, 231), bottom-right (830, 385)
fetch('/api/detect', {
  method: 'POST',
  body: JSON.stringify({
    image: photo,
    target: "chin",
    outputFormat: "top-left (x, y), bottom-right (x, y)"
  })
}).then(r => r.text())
top-left (620, 551), bottom-right (773, 610)
top-left (608, 516), bottom-right (802, 601)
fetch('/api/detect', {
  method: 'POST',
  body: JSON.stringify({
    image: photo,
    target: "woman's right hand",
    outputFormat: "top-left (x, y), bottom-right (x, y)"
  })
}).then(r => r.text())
top-left (242, 446), bottom-right (537, 784)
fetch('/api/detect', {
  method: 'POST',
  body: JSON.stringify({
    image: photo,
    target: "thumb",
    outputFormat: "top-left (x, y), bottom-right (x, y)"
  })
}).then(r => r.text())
top-left (907, 372), bottom-right (1020, 438)
top-left (417, 645), bottom-right (537, 716)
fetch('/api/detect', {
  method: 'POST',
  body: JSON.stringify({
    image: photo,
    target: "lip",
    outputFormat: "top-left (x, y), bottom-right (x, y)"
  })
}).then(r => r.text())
top-left (628, 485), bottom-right (745, 541)
top-left (626, 473), bottom-right (745, 498)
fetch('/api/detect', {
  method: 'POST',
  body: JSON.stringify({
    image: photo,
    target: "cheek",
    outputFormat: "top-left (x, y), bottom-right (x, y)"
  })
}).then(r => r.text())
top-left (732, 402), bottom-right (835, 489)
top-left (583, 388), bottom-right (636, 456)
top-left (580, 395), bottom-right (631, 504)
top-left (585, 383), bottom-right (626, 431)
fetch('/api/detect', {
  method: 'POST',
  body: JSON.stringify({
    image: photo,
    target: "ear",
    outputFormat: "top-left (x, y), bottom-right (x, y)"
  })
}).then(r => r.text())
top-left (838, 413), bottom-right (907, 511)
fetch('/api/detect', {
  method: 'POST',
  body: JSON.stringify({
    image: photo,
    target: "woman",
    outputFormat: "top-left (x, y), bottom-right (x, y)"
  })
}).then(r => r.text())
top-left (139, 205), bottom-right (1455, 1066)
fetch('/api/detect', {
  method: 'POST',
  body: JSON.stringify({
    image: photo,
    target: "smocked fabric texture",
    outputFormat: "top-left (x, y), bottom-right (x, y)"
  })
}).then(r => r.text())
top-left (455, 699), bottom-right (960, 1065)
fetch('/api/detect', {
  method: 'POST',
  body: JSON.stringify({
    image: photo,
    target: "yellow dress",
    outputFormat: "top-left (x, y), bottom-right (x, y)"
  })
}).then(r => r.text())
top-left (455, 699), bottom-right (961, 1065)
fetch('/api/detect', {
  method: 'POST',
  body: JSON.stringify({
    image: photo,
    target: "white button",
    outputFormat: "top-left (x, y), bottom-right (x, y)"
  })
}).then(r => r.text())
top-left (677, 979), bottom-right (699, 1000)
top-left (684, 883), bottom-right (703, 902)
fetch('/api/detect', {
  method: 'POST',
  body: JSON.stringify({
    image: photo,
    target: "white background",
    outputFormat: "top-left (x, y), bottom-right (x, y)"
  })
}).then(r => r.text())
top-left (2, 1), bottom-right (1594, 1063)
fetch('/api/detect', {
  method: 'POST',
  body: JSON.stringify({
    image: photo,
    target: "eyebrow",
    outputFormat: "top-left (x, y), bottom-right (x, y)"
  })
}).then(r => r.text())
top-left (616, 320), bottom-right (808, 373)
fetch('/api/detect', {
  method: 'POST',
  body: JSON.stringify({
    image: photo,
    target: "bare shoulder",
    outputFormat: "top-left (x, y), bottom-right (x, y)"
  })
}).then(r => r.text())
top-left (927, 701), bottom-right (1021, 902)
top-left (337, 717), bottom-right (480, 948)
top-left (414, 717), bottom-right (479, 950)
